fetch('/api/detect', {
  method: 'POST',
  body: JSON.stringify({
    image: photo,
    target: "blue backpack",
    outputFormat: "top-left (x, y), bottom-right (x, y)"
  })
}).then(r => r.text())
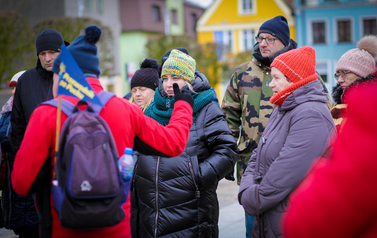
top-left (43, 91), bottom-right (130, 230)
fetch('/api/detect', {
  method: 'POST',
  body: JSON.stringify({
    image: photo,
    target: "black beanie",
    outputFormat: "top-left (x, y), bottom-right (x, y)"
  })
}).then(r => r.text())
top-left (258, 15), bottom-right (290, 46)
top-left (36, 29), bottom-right (64, 55)
top-left (131, 58), bottom-right (160, 91)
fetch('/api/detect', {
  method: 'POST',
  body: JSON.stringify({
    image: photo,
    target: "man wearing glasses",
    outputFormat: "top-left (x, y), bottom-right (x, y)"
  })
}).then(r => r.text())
top-left (221, 15), bottom-right (297, 238)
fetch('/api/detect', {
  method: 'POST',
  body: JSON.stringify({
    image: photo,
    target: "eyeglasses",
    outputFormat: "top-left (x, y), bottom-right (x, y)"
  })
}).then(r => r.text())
top-left (334, 70), bottom-right (351, 80)
top-left (255, 36), bottom-right (278, 44)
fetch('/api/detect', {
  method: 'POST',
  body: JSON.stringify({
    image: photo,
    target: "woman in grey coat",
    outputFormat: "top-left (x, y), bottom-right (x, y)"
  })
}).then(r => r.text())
top-left (238, 46), bottom-right (335, 238)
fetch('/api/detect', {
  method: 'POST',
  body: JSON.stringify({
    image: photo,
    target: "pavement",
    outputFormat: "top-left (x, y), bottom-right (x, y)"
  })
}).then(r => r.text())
top-left (218, 178), bottom-right (246, 238)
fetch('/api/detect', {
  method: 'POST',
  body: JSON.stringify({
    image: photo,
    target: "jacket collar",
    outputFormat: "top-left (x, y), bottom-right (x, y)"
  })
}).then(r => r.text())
top-left (36, 58), bottom-right (53, 80)
top-left (279, 80), bottom-right (328, 111)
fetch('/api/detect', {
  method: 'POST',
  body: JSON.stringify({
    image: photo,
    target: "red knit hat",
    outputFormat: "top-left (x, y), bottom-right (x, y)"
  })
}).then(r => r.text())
top-left (270, 46), bottom-right (318, 106)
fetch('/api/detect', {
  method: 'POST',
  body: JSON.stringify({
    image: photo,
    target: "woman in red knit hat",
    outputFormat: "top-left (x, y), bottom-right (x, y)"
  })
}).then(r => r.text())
top-left (238, 46), bottom-right (335, 238)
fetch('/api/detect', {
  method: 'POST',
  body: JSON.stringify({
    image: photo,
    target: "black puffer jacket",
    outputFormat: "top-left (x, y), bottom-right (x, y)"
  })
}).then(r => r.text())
top-left (133, 73), bottom-right (238, 238)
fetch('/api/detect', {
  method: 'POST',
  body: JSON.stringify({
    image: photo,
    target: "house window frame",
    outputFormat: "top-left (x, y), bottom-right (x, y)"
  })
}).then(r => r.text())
top-left (85, 0), bottom-right (92, 12)
top-left (316, 60), bottom-right (332, 92)
top-left (191, 13), bottom-right (197, 32)
top-left (152, 5), bottom-right (161, 22)
top-left (308, 18), bottom-right (329, 45)
top-left (238, 0), bottom-right (256, 15)
top-left (333, 16), bottom-right (354, 43)
top-left (360, 15), bottom-right (377, 37)
top-left (239, 29), bottom-right (255, 52)
top-left (213, 30), bottom-right (234, 60)
top-left (171, 9), bottom-right (178, 25)
top-left (96, 0), bottom-right (103, 14)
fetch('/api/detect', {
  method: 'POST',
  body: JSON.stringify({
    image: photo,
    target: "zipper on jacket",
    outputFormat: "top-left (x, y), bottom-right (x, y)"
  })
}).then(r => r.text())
top-left (188, 161), bottom-right (200, 198)
top-left (154, 156), bottom-right (161, 238)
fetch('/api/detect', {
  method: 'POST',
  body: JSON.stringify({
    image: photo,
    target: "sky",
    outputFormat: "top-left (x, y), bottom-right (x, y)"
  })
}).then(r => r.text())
top-left (186, 0), bottom-right (214, 9)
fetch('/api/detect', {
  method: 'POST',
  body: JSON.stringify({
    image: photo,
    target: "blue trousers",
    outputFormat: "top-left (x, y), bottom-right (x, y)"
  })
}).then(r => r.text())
top-left (245, 210), bottom-right (255, 238)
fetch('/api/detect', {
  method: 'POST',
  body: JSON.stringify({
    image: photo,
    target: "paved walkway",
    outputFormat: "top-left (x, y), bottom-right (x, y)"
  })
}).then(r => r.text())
top-left (0, 165), bottom-right (244, 238)
top-left (218, 178), bottom-right (245, 238)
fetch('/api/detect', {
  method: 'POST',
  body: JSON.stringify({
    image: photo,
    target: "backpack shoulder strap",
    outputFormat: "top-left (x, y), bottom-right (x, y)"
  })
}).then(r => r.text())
top-left (42, 99), bottom-right (75, 117)
top-left (90, 91), bottom-right (116, 114)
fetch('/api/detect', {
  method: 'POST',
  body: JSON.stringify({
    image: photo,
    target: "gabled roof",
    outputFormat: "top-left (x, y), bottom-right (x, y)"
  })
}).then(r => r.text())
top-left (198, 0), bottom-right (294, 31)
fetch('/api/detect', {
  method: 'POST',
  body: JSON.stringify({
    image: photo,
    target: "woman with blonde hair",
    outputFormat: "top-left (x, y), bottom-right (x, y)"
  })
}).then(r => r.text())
top-left (133, 49), bottom-right (237, 237)
top-left (129, 58), bottom-right (159, 112)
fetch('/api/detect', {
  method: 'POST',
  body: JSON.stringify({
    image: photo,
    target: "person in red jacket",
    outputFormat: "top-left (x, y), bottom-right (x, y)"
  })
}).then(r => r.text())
top-left (11, 25), bottom-right (194, 238)
top-left (282, 72), bottom-right (377, 238)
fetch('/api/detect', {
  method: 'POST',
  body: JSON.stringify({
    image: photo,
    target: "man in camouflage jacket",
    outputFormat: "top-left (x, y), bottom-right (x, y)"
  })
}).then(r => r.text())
top-left (222, 16), bottom-right (297, 185)
top-left (221, 15), bottom-right (297, 238)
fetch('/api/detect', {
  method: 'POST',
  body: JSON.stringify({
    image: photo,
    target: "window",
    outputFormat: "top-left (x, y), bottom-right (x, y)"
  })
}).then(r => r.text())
top-left (214, 30), bottom-right (232, 60)
top-left (243, 0), bottom-right (252, 12)
top-left (312, 21), bottom-right (326, 43)
top-left (191, 13), bottom-right (197, 32)
top-left (317, 63), bottom-right (328, 83)
top-left (152, 5), bottom-right (161, 22)
top-left (225, 31), bottom-right (232, 49)
top-left (337, 20), bottom-right (351, 43)
top-left (85, 0), bottom-right (92, 12)
top-left (171, 9), bottom-right (178, 24)
top-left (238, 0), bottom-right (255, 14)
top-left (363, 18), bottom-right (377, 36)
top-left (96, 0), bottom-right (103, 14)
top-left (243, 30), bottom-right (254, 51)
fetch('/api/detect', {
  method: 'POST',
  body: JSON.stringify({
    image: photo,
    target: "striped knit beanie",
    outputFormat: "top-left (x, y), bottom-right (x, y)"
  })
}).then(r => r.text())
top-left (270, 46), bottom-right (318, 106)
top-left (161, 49), bottom-right (196, 83)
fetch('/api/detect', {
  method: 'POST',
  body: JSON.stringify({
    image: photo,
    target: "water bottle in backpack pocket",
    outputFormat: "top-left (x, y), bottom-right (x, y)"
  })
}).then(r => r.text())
top-left (44, 91), bottom-right (132, 230)
top-left (118, 148), bottom-right (135, 182)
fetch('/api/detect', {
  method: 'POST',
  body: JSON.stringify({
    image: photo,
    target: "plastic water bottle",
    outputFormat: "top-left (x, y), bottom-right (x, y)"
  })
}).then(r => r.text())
top-left (118, 147), bottom-right (134, 181)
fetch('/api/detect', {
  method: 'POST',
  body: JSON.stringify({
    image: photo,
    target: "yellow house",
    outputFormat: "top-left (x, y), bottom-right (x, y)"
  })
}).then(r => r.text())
top-left (197, 0), bottom-right (295, 101)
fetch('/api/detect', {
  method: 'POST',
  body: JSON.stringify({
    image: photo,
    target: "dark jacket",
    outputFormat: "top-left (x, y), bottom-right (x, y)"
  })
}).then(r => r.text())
top-left (133, 73), bottom-right (238, 238)
top-left (238, 80), bottom-right (335, 238)
top-left (6, 59), bottom-right (52, 233)
top-left (0, 112), bottom-right (11, 142)
top-left (0, 99), bottom-right (39, 232)
top-left (10, 59), bottom-right (54, 154)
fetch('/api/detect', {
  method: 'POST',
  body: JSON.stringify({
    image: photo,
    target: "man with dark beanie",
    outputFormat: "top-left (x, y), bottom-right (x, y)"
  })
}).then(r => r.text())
top-left (221, 15), bottom-right (297, 238)
top-left (9, 29), bottom-right (65, 238)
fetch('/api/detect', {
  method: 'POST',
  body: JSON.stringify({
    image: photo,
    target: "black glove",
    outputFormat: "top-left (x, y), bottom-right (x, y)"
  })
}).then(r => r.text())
top-left (224, 171), bottom-right (235, 181)
top-left (1, 137), bottom-right (11, 153)
top-left (173, 83), bottom-right (194, 108)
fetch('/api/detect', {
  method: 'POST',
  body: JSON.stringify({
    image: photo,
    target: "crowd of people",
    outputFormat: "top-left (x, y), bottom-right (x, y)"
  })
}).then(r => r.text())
top-left (0, 14), bottom-right (376, 238)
